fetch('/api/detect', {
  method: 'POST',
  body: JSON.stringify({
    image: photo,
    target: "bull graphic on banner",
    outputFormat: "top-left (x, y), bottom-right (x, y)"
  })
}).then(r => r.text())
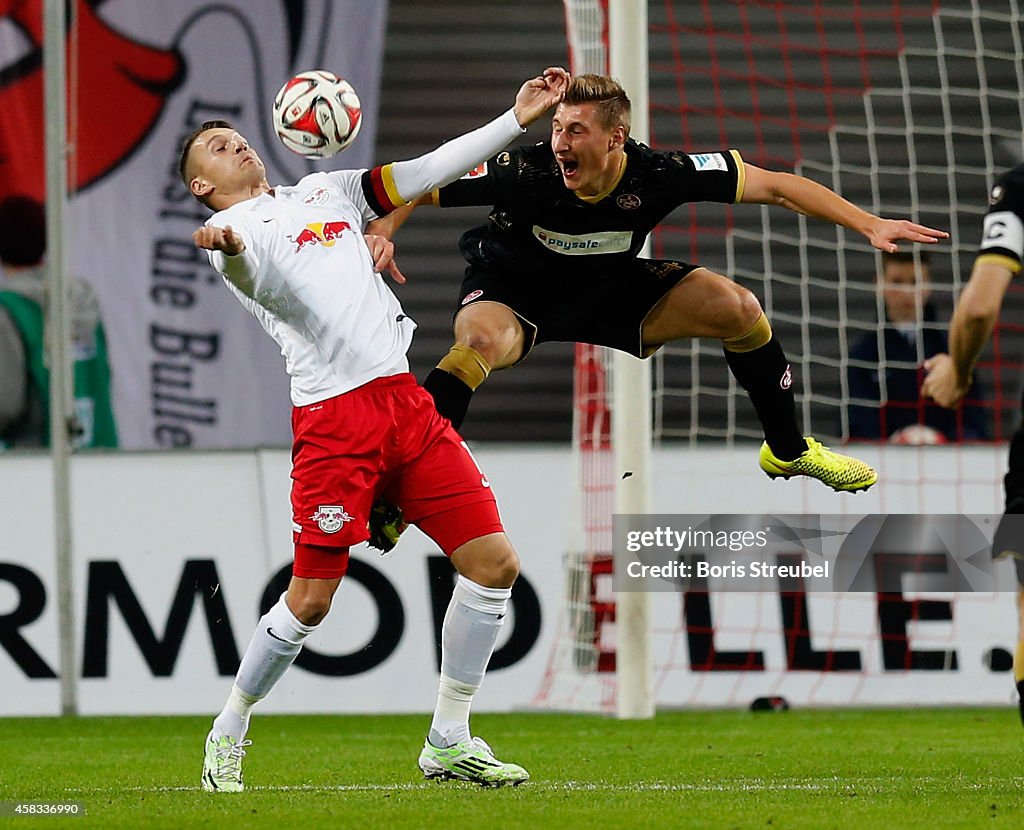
top-left (0, 1), bottom-right (386, 449)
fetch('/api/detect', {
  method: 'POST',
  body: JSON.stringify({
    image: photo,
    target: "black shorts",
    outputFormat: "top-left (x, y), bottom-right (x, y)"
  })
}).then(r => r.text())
top-left (454, 257), bottom-right (699, 361)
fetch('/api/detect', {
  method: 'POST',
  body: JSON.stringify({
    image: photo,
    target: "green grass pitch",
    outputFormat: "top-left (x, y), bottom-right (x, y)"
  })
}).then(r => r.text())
top-left (1, 709), bottom-right (1021, 828)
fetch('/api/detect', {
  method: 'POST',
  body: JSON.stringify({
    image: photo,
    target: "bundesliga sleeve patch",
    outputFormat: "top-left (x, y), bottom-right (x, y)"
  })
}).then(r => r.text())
top-left (688, 152), bottom-right (728, 172)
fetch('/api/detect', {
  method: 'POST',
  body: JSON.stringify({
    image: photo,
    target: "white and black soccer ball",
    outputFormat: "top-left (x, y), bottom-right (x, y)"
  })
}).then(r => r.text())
top-left (272, 70), bottom-right (362, 158)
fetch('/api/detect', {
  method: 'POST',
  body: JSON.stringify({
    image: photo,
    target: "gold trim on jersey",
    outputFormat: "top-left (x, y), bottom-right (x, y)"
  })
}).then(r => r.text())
top-left (730, 149), bottom-right (746, 203)
top-left (976, 253), bottom-right (1022, 274)
top-left (575, 153), bottom-right (628, 204)
top-left (379, 163), bottom-right (407, 207)
top-left (430, 188), bottom-right (442, 207)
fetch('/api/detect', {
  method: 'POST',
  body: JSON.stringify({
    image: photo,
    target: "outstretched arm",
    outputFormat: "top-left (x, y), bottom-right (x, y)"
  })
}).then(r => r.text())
top-left (922, 261), bottom-right (1013, 408)
top-left (386, 67), bottom-right (568, 205)
top-left (740, 164), bottom-right (948, 252)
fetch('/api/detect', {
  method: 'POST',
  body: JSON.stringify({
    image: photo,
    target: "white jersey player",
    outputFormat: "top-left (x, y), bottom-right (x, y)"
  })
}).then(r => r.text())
top-left (179, 67), bottom-right (568, 791)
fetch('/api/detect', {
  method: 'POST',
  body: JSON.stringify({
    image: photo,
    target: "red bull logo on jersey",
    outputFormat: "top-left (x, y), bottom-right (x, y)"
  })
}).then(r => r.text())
top-left (288, 220), bottom-right (352, 252)
top-left (311, 505), bottom-right (354, 534)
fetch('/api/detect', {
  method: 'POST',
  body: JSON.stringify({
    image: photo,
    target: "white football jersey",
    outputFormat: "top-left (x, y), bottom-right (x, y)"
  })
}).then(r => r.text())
top-left (206, 170), bottom-right (415, 406)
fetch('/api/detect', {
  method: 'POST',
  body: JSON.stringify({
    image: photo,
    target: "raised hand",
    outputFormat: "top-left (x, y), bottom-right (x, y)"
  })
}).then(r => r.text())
top-left (513, 66), bottom-right (570, 127)
top-left (193, 224), bottom-right (245, 255)
top-left (921, 353), bottom-right (970, 409)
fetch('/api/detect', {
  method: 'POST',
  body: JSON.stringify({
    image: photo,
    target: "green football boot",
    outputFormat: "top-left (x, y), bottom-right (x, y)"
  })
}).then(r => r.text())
top-left (418, 736), bottom-right (529, 787)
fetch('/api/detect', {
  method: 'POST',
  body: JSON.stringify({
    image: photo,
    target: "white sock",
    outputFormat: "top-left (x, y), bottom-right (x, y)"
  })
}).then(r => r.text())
top-left (211, 594), bottom-right (317, 741)
top-left (428, 576), bottom-right (510, 748)
top-left (211, 683), bottom-right (260, 742)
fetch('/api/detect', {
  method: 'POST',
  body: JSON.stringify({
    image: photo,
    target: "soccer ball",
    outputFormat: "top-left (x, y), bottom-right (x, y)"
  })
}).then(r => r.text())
top-left (889, 424), bottom-right (947, 445)
top-left (272, 70), bottom-right (362, 158)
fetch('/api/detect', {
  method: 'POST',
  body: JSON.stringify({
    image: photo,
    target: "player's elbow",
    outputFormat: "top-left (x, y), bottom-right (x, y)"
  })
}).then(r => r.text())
top-left (759, 171), bottom-right (800, 207)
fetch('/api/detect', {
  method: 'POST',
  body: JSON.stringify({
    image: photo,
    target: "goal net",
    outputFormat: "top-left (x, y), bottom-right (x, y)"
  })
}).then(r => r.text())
top-left (535, 0), bottom-right (1023, 713)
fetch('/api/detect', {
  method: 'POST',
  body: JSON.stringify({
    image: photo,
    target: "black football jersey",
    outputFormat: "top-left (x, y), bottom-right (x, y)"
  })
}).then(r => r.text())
top-left (433, 140), bottom-right (743, 273)
top-left (978, 164), bottom-right (1024, 274)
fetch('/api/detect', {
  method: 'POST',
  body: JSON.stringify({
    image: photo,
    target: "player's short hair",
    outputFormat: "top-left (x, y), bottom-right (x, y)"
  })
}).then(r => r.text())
top-left (0, 194), bottom-right (46, 267)
top-left (881, 250), bottom-right (931, 273)
top-left (563, 74), bottom-right (631, 135)
top-left (178, 119), bottom-right (235, 203)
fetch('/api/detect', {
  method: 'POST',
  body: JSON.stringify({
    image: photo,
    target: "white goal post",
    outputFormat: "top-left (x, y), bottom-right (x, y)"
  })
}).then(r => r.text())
top-left (557, 0), bottom-right (655, 719)
top-left (608, 0), bottom-right (655, 720)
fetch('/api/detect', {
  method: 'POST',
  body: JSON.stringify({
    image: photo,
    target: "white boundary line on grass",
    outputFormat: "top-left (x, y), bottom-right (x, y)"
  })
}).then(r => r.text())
top-left (64, 777), bottom-right (1009, 795)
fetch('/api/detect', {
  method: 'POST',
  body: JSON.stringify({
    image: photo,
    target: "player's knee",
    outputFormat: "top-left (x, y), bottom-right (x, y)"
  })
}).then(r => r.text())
top-left (492, 546), bottom-right (521, 586)
top-left (476, 548), bottom-right (520, 587)
top-left (287, 591), bottom-right (333, 626)
top-left (458, 328), bottom-right (510, 366)
top-left (734, 286), bottom-right (764, 330)
top-left (456, 538), bottom-right (520, 588)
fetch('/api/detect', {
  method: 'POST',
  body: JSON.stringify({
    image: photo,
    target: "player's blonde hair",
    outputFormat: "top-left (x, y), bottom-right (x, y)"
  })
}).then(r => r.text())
top-left (563, 74), bottom-right (631, 135)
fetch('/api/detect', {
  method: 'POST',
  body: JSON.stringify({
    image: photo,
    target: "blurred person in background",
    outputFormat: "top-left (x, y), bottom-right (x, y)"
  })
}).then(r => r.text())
top-left (0, 194), bottom-right (118, 449)
top-left (846, 250), bottom-right (988, 444)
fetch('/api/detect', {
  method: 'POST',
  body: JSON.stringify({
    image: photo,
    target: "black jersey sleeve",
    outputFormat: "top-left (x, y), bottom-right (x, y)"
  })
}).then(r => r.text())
top-left (977, 164), bottom-right (1024, 274)
top-left (432, 150), bottom-right (517, 208)
top-left (663, 149), bottom-right (745, 205)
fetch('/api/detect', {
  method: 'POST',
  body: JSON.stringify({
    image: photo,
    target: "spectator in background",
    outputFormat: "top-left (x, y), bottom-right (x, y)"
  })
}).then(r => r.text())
top-left (0, 195), bottom-right (117, 448)
top-left (845, 250), bottom-right (988, 443)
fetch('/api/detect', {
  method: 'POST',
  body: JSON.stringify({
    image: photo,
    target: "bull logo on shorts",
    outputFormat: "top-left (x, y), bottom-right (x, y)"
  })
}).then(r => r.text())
top-left (311, 505), bottom-right (354, 534)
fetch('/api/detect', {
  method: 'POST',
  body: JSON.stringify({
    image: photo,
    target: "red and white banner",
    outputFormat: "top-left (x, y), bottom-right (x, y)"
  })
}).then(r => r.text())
top-left (0, 0), bottom-right (387, 448)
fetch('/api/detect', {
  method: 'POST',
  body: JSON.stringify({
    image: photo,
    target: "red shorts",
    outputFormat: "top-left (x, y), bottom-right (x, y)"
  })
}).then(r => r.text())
top-left (290, 373), bottom-right (502, 556)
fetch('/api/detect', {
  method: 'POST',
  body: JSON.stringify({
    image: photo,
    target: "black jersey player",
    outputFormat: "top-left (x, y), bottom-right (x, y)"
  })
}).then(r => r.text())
top-left (366, 74), bottom-right (948, 550)
top-left (924, 163), bottom-right (1024, 724)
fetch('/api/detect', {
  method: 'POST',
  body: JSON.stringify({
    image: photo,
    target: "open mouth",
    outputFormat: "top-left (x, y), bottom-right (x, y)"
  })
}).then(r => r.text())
top-left (559, 158), bottom-right (578, 179)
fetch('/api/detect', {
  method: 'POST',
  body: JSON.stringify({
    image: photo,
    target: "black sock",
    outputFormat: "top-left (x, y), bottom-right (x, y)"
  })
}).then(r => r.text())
top-left (723, 337), bottom-right (806, 461)
top-left (1018, 679), bottom-right (1024, 727)
top-left (423, 368), bottom-right (474, 431)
